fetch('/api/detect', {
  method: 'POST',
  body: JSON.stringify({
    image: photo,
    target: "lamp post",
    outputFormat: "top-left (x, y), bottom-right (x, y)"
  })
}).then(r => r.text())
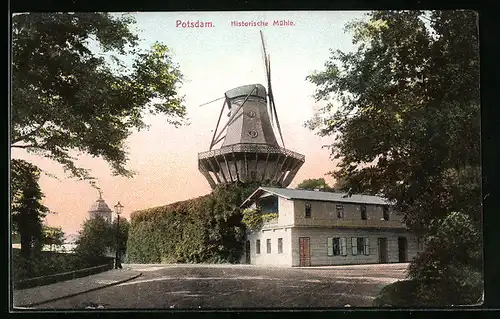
top-left (114, 201), bottom-right (124, 269)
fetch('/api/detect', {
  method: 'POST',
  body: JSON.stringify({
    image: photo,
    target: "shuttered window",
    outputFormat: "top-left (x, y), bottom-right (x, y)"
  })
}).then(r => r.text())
top-left (327, 238), bottom-right (334, 256)
top-left (360, 204), bottom-right (367, 220)
top-left (383, 206), bottom-right (390, 221)
top-left (305, 202), bottom-right (312, 218)
top-left (336, 204), bottom-right (344, 218)
top-left (351, 237), bottom-right (370, 255)
top-left (278, 238), bottom-right (283, 254)
top-left (256, 239), bottom-right (261, 254)
top-left (364, 237), bottom-right (370, 255)
top-left (266, 239), bottom-right (271, 254)
top-left (328, 237), bottom-right (348, 256)
top-left (340, 237), bottom-right (347, 255)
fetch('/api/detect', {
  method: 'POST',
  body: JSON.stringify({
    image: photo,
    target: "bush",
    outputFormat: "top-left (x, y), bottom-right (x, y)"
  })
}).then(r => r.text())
top-left (375, 212), bottom-right (483, 307)
top-left (374, 277), bottom-right (483, 307)
top-left (126, 182), bottom-right (261, 264)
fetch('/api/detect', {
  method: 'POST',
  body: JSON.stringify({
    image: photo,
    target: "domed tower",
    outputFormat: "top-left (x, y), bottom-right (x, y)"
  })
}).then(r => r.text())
top-left (88, 190), bottom-right (112, 224)
top-left (197, 32), bottom-right (305, 188)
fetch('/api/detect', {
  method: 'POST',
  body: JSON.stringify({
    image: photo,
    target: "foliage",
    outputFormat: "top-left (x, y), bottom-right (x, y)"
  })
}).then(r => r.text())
top-left (308, 10), bottom-right (482, 304)
top-left (12, 231), bottom-right (21, 244)
top-left (296, 178), bottom-right (335, 192)
top-left (306, 10), bottom-right (480, 232)
top-left (408, 212), bottom-right (483, 283)
top-left (42, 225), bottom-right (65, 251)
top-left (12, 248), bottom-right (113, 281)
top-left (126, 182), bottom-right (262, 264)
top-left (374, 212), bottom-right (483, 306)
top-left (241, 208), bottom-right (278, 231)
top-left (373, 277), bottom-right (483, 307)
top-left (74, 215), bottom-right (129, 257)
top-left (11, 159), bottom-right (50, 258)
top-left (11, 12), bottom-right (187, 181)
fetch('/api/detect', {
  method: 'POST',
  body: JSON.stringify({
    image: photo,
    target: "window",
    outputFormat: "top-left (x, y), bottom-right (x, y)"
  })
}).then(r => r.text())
top-left (266, 239), bottom-right (271, 254)
top-left (351, 237), bottom-right (370, 255)
top-left (278, 238), bottom-right (283, 254)
top-left (336, 204), bottom-right (344, 218)
top-left (256, 239), bottom-right (261, 254)
top-left (417, 236), bottom-right (425, 250)
top-left (383, 206), bottom-right (390, 221)
top-left (305, 202), bottom-right (311, 218)
top-left (328, 237), bottom-right (347, 256)
top-left (360, 204), bottom-right (367, 220)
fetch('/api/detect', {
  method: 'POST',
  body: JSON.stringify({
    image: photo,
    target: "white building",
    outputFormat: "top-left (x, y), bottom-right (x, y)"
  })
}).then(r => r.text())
top-left (240, 187), bottom-right (424, 267)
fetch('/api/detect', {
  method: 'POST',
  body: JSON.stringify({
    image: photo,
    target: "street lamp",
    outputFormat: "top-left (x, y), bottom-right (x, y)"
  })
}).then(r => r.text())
top-left (114, 201), bottom-right (124, 269)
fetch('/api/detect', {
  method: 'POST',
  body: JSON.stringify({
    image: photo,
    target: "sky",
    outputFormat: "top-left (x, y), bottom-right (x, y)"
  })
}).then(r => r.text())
top-left (12, 11), bottom-right (369, 235)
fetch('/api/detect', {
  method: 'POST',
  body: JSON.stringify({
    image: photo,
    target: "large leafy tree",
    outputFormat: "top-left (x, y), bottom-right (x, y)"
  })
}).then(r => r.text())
top-left (11, 12), bottom-right (187, 180)
top-left (307, 10), bottom-right (480, 233)
top-left (307, 10), bottom-right (481, 302)
top-left (11, 159), bottom-right (50, 258)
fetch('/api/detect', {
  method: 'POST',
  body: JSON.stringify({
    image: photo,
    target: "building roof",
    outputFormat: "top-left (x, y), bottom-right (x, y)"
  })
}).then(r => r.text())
top-left (241, 186), bottom-right (390, 208)
top-left (88, 198), bottom-right (112, 213)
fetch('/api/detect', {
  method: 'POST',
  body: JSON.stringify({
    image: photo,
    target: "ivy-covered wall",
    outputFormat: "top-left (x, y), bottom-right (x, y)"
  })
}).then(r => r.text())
top-left (126, 182), bottom-right (262, 264)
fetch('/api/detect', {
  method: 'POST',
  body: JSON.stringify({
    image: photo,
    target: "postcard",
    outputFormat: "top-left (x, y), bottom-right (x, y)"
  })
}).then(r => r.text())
top-left (10, 10), bottom-right (482, 310)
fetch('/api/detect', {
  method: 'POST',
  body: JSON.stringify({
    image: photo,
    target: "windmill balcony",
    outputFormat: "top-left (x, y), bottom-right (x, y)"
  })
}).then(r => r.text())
top-left (198, 143), bottom-right (305, 188)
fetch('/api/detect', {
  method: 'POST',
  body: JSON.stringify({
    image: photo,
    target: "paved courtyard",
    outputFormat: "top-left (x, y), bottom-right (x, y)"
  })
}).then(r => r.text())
top-left (28, 263), bottom-right (409, 309)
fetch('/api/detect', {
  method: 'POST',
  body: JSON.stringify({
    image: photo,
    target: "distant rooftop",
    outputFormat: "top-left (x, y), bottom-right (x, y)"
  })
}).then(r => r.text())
top-left (241, 187), bottom-right (390, 207)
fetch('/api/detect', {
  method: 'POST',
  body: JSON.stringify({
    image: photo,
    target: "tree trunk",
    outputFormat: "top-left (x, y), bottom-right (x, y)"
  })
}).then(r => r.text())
top-left (20, 234), bottom-right (31, 259)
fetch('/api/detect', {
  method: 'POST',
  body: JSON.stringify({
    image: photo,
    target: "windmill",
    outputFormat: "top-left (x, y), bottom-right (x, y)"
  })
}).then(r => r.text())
top-left (197, 31), bottom-right (305, 188)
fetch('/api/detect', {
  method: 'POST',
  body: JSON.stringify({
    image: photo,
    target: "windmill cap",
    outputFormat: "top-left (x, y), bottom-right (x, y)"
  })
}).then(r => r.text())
top-left (225, 84), bottom-right (267, 101)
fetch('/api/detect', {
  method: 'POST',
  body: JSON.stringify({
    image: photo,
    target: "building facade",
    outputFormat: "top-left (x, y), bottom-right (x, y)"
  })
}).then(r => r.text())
top-left (240, 187), bottom-right (424, 267)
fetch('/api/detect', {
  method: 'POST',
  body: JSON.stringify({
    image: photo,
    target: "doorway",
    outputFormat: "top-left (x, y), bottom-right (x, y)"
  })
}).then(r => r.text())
top-left (378, 238), bottom-right (388, 263)
top-left (299, 237), bottom-right (311, 267)
top-left (398, 237), bottom-right (408, 262)
top-left (245, 240), bottom-right (251, 264)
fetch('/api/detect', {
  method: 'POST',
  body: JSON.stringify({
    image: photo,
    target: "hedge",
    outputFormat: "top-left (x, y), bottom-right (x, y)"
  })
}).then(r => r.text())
top-left (11, 249), bottom-right (114, 287)
top-left (126, 182), bottom-right (263, 264)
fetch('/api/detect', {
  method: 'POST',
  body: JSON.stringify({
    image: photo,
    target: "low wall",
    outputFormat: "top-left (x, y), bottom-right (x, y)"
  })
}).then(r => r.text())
top-left (14, 261), bottom-right (114, 290)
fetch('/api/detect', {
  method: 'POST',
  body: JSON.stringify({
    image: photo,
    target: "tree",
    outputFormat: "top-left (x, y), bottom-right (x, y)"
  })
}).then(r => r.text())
top-left (42, 226), bottom-right (65, 251)
top-left (307, 10), bottom-right (481, 302)
top-left (74, 216), bottom-right (113, 257)
top-left (11, 13), bottom-right (187, 181)
top-left (332, 176), bottom-right (349, 192)
top-left (11, 159), bottom-right (50, 258)
top-left (296, 178), bottom-right (335, 192)
top-left (306, 10), bottom-right (480, 232)
top-left (74, 216), bottom-right (130, 257)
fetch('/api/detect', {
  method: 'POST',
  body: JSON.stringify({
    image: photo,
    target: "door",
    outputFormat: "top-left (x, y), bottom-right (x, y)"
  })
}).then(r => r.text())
top-left (245, 240), bottom-right (251, 264)
top-left (398, 237), bottom-right (408, 262)
top-left (299, 237), bottom-right (311, 267)
top-left (378, 238), bottom-right (388, 263)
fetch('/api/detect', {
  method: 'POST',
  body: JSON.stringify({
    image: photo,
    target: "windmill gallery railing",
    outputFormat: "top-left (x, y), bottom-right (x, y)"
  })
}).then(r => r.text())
top-left (198, 143), bottom-right (305, 188)
top-left (198, 144), bottom-right (305, 162)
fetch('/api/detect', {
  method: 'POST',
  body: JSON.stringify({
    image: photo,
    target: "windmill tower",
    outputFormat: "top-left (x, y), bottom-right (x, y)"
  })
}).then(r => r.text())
top-left (198, 32), bottom-right (305, 188)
